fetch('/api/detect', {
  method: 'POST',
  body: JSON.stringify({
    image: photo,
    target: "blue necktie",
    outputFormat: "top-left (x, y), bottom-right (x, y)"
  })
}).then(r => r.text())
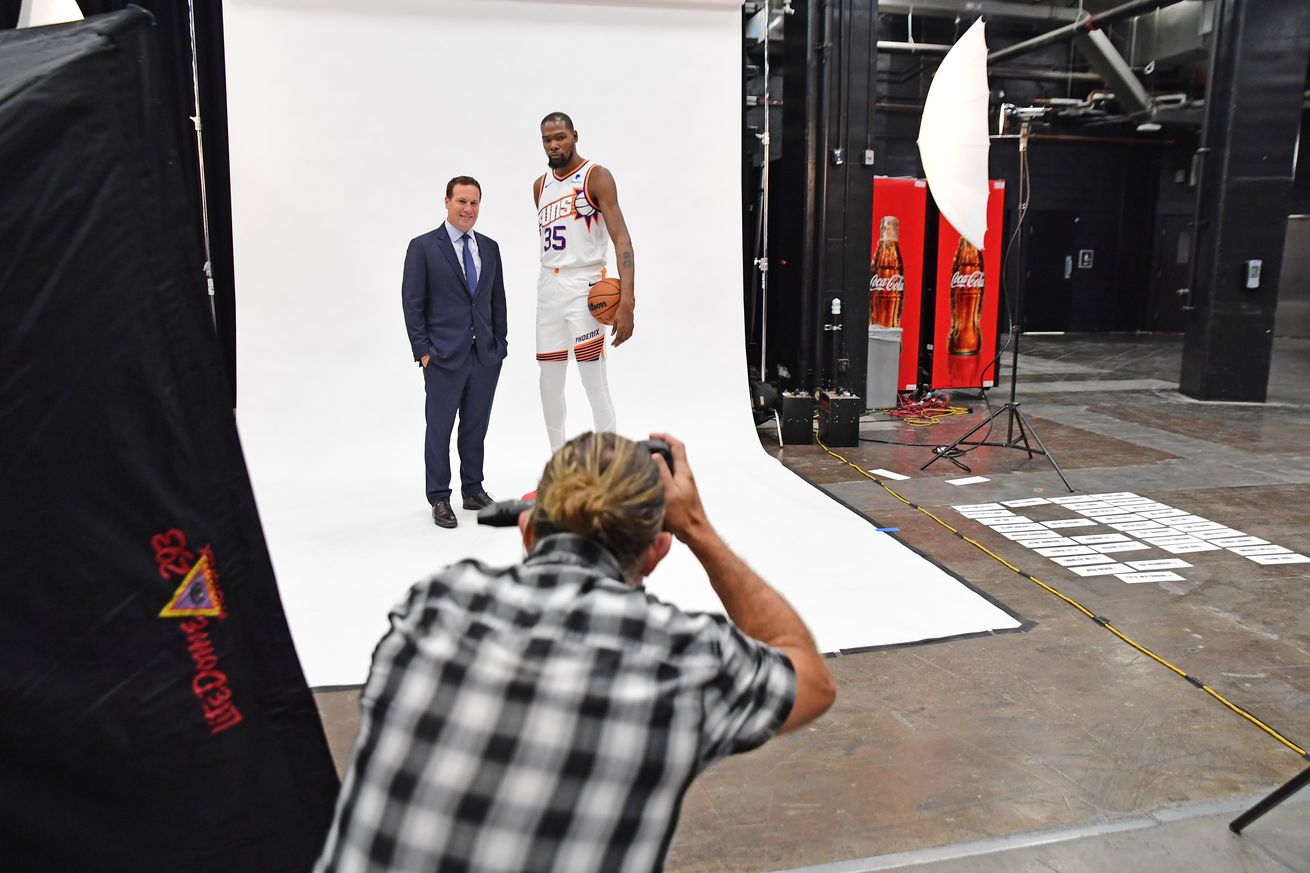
top-left (460, 233), bottom-right (478, 296)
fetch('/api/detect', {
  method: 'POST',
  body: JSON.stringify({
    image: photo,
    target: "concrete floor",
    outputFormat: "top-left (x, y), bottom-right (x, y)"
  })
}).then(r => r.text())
top-left (314, 334), bottom-right (1310, 872)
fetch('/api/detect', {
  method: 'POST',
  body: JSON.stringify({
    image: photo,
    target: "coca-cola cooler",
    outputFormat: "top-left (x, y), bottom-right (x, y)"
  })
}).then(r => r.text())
top-left (869, 177), bottom-right (928, 395)
top-left (930, 180), bottom-right (1006, 390)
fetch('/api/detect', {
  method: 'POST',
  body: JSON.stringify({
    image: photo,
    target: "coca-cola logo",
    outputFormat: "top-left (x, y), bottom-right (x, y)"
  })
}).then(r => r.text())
top-left (869, 274), bottom-right (904, 292)
top-left (951, 271), bottom-right (984, 289)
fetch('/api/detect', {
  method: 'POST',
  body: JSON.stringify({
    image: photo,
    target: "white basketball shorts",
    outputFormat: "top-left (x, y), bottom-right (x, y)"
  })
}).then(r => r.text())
top-left (535, 265), bottom-right (606, 363)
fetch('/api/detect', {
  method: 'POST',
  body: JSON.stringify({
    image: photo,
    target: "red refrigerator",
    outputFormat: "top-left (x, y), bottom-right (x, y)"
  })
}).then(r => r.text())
top-left (930, 180), bottom-right (1006, 390)
top-left (869, 177), bottom-right (928, 393)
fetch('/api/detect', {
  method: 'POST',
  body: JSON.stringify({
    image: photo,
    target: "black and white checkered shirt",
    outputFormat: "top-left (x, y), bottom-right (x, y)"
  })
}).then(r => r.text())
top-left (315, 533), bottom-right (796, 873)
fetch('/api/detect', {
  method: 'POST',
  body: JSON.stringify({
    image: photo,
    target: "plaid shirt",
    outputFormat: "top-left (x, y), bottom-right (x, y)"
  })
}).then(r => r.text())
top-left (315, 534), bottom-right (795, 873)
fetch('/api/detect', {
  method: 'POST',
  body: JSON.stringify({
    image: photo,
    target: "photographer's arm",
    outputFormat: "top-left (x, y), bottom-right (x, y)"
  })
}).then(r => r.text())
top-left (650, 434), bottom-right (836, 734)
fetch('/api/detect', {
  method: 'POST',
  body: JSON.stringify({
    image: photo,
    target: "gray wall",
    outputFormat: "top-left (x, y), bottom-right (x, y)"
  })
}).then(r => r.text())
top-left (1277, 215), bottom-right (1310, 338)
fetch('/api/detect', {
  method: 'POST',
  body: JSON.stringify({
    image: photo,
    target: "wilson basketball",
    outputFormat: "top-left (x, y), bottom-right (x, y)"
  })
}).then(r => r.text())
top-left (587, 278), bottom-right (622, 325)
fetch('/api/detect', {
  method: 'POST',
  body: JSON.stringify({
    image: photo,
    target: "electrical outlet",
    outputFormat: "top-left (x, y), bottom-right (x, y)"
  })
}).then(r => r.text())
top-left (1245, 260), bottom-right (1262, 289)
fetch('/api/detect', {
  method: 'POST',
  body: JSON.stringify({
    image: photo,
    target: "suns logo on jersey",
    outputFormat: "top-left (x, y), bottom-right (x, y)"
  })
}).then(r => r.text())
top-left (572, 187), bottom-right (601, 229)
top-left (538, 193), bottom-right (576, 229)
top-left (538, 190), bottom-right (601, 231)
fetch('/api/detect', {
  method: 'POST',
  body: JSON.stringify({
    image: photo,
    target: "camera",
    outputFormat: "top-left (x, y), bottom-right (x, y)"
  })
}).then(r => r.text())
top-left (477, 439), bottom-right (673, 527)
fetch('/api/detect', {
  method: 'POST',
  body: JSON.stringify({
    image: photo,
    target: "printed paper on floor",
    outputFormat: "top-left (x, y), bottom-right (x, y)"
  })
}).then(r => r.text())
top-left (1035, 545), bottom-right (1098, 557)
top-left (1246, 553), bottom-right (1310, 565)
top-left (1116, 571), bottom-right (1186, 584)
top-left (1051, 554), bottom-right (1117, 567)
top-left (1092, 542), bottom-right (1151, 553)
top-left (1126, 558), bottom-right (1192, 570)
top-left (1162, 543), bottom-right (1220, 554)
top-left (1229, 545), bottom-right (1292, 556)
top-left (1069, 563), bottom-right (1134, 577)
top-left (1209, 536), bottom-right (1267, 547)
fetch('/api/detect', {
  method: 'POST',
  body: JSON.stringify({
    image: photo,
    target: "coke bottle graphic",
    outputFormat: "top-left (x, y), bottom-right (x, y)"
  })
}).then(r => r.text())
top-left (868, 216), bottom-right (905, 327)
top-left (948, 236), bottom-right (984, 356)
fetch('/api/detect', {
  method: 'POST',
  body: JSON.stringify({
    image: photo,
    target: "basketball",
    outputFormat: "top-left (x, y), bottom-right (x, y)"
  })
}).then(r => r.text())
top-left (587, 277), bottom-right (622, 325)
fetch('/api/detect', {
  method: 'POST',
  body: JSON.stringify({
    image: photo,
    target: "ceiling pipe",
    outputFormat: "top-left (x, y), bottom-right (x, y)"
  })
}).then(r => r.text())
top-left (993, 132), bottom-right (1178, 146)
top-left (992, 67), bottom-right (1102, 83)
top-left (879, 0), bottom-right (1080, 23)
top-left (877, 40), bottom-right (951, 55)
top-left (878, 42), bottom-right (1103, 82)
top-left (988, 0), bottom-right (1187, 65)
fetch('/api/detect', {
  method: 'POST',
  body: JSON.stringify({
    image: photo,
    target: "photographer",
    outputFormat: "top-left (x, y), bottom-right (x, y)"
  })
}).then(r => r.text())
top-left (315, 432), bottom-right (836, 873)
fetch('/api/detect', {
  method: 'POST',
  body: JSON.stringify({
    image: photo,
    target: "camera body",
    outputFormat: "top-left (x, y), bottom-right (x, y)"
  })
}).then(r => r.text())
top-left (477, 439), bottom-right (673, 527)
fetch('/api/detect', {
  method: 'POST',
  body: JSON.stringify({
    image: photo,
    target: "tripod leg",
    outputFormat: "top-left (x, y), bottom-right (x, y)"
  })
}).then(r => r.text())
top-left (1230, 765), bottom-right (1310, 835)
top-left (1012, 406), bottom-right (1074, 492)
top-left (1011, 407), bottom-right (1036, 458)
top-left (921, 404), bottom-right (1009, 471)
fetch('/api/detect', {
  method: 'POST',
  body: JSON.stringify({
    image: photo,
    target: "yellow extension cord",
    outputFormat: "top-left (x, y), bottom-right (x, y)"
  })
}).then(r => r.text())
top-left (891, 404), bottom-right (971, 428)
top-left (814, 437), bottom-right (1309, 760)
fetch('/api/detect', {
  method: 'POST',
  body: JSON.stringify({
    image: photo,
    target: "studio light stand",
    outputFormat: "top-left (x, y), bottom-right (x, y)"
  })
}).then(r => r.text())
top-left (1230, 764), bottom-right (1310, 835)
top-left (920, 120), bottom-right (1074, 492)
top-left (750, 1), bottom-right (788, 445)
top-left (187, 0), bottom-right (217, 330)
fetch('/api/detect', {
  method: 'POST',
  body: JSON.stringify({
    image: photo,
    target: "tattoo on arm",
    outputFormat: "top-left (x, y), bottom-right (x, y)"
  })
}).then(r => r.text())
top-left (621, 250), bottom-right (633, 270)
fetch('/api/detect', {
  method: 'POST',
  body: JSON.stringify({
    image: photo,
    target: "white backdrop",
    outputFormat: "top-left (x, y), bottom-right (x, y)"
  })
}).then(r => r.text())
top-left (225, 0), bottom-right (1019, 687)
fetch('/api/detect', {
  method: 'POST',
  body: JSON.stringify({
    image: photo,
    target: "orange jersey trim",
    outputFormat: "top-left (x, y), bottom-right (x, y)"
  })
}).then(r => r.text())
top-left (583, 164), bottom-right (597, 214)
top-left (552, 160), bottom-right (588, 182)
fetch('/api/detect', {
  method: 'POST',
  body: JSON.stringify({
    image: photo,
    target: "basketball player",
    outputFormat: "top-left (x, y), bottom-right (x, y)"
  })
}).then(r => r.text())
top-left (533, 111), bottom-right (634, 451)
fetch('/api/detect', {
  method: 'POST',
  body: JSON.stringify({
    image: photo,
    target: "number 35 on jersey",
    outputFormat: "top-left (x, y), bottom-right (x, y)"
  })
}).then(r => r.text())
top-left (537, 161), bottom-right (609, 270)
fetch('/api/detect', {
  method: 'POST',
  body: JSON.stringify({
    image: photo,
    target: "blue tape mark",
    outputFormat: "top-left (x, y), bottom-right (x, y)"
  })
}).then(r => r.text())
top-left (875, 527), bottom-right (901, 533)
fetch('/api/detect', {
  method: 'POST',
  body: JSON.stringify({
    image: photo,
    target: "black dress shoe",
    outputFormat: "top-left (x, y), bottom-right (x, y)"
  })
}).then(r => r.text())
top-left (431, 500), bottom-right (458, 528)
top-left (462, 491), bottom-right (494, 511)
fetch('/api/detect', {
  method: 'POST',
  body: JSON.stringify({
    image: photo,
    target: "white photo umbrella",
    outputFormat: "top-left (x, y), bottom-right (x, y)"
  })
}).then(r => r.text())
top-left (917, 18), bottom-right (990, 249)
top-left (17, 0), bottom-right (83, 27)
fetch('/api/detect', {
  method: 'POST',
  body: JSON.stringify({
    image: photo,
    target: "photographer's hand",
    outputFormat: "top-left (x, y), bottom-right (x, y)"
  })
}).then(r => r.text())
top-left (649, 433), bottom-right (708, 544)
top-left (648, 432), bottom-right (835, 734)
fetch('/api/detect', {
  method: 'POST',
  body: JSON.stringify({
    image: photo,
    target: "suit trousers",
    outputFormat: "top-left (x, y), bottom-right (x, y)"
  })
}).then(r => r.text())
top-left (423, 353), bottom-right (501, 505)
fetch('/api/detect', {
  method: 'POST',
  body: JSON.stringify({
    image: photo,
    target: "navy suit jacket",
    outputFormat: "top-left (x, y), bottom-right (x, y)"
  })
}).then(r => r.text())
top-left (401, 226), bottom-right (507, 369)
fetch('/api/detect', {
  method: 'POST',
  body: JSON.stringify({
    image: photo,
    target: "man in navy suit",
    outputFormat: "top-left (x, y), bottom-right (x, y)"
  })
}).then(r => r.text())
top-left (402, 176), bottom-right (507, 528)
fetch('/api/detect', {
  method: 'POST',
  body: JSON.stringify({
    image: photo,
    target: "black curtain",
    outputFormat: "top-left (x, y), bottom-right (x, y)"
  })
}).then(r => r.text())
top-left (1, 9), bottom-right (336, 870)
top-left (2, 0), bottom-right (238, 404)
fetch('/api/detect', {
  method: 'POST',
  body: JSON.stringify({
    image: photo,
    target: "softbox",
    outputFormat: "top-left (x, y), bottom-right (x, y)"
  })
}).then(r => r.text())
top-left (0, 10), bottom-right (338, 871)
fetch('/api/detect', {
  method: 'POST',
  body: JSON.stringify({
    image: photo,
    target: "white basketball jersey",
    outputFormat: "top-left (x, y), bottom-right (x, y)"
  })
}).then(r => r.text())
top-left (537, 161), bottom-right (609, 270)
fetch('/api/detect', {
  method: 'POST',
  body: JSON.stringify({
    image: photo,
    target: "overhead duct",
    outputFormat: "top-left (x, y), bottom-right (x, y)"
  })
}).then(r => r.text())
top-left (1074, 27), bottom-right (1154, 115)
top-left (744, 3), bottom-right (785, 44)
top-left (979, 0), bottom-right (1212, 125)
top-left (1127, 0), bottom-right (1214, 67)
top-left (988, 0), bottom-right (1187, 64)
